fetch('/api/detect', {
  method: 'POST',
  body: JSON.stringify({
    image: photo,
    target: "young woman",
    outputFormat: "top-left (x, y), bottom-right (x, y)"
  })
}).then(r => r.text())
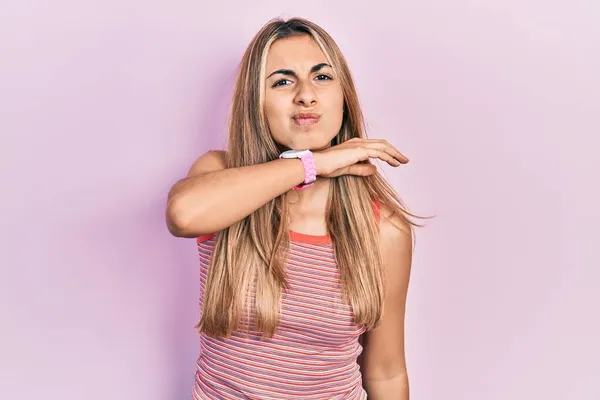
top-left (166, 17), bottom-right (418, 400)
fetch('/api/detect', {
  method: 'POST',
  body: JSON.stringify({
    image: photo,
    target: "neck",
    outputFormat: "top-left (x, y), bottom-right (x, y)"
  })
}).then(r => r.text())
top-left (287, 176), bottom-right (331, 211)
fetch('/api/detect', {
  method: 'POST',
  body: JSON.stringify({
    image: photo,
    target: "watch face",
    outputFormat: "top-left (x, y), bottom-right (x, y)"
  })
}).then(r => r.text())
top-left (280, 149), bottom-right (310, 159)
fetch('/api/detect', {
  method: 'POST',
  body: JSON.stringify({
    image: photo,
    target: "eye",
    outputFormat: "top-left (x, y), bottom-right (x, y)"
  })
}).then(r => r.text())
top-left (315, 74), bottom-right (333, 81)
top-left (272, 79), bottom-right (291, 87)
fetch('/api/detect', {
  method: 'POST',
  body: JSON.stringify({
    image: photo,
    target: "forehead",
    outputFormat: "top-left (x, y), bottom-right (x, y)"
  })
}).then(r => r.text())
top-left (265, 35), bottom-right (329, 72)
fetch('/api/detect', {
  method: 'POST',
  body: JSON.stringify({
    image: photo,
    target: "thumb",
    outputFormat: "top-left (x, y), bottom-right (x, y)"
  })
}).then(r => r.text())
top-left (344, 163), bottom-right (377, 176)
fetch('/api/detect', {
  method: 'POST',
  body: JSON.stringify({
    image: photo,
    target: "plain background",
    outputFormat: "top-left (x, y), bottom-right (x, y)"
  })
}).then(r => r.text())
top-left (1, 1), bottom-right (598, 399)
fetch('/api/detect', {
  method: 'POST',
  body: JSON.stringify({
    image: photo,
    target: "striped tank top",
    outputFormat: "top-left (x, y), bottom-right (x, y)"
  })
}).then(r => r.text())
top-left (192, 203), bottom-right (380, 399)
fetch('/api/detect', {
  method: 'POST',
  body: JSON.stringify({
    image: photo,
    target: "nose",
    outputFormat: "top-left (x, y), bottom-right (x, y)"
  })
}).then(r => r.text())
top-left (294, 81), bottom-right (317, 107)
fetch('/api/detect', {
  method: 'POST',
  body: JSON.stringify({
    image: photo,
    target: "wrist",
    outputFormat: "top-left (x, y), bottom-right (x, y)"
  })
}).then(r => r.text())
top-left (312, 152), bottom-right (323, 176)
top-left (278, 157), bottom-right (307, 186)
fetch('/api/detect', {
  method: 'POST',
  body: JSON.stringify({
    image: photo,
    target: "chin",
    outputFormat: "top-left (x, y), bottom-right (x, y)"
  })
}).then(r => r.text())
top-left (309, 141), bottom-right (334, 151)
top-left (289, 136), bottom-right (336, 151)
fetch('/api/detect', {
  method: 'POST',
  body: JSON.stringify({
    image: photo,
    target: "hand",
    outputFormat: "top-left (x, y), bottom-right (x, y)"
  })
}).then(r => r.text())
top-left (313, 138), bottom-right (409, 178)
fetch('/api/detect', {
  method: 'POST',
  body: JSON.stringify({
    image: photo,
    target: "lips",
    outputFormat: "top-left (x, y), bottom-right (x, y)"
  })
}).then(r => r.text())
top-left (292, 113), bottom-right (320, 126)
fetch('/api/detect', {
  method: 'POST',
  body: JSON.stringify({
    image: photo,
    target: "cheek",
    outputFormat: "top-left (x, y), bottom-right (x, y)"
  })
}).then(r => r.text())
top-left (264, 97), bottom-right (289, 143)
top-left (324, 90), bottom-right (345, 123)
top-left (265, 93), bottom-right (287, 120)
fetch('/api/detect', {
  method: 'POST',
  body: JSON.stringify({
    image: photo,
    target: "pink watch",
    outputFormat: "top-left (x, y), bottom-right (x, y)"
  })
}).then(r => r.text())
top-left (279, 149), bottom-right (317, 190)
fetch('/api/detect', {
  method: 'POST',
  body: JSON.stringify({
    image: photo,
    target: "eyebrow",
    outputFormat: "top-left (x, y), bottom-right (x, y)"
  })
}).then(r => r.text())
top-left (266, 63), bottom-right (332, 79)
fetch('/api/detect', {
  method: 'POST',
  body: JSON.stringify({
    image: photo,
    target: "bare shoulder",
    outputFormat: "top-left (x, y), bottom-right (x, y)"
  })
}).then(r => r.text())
top-left (186, 150), bottom-right (227, 178)
top-left (378, 203), bottom-right (413, 311)
top-left (378, 203), bottom-right (413, 246)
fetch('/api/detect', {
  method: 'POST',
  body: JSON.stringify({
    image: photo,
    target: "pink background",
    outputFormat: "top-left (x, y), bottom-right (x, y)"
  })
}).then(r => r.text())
top-left (1, 1), bottom-right (598, 399)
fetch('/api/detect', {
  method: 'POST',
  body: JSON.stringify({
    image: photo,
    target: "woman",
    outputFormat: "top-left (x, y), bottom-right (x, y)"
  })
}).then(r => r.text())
top-left (167, 17), bottom-right (418, 400)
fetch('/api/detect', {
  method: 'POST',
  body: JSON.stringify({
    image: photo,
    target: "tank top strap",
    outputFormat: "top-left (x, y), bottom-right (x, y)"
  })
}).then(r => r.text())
top-left (372, 198), bottom-right (381, 219)
top-left (196, 233), bottom-right (214, 243)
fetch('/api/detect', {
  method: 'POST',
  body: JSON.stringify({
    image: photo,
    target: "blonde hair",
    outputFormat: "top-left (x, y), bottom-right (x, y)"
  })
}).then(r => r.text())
top-left (197, 17), bottom-right (422, 338)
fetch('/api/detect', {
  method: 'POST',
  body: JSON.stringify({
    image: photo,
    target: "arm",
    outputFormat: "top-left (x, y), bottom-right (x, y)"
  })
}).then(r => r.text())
top-left (166, 150), bottom-right (305, 238)
top-left (360, 204), bottom-right (413, 399)
top-left (166, 140), bottom-right (407, 238)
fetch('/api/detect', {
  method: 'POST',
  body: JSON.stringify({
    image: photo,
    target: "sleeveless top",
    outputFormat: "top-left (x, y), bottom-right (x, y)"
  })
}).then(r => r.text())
top-left (192, 203), bottom-right (379, 399)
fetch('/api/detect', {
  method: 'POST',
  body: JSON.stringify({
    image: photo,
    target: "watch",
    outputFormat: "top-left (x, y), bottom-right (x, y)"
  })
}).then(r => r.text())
top-left (279, 149), bottom-right (317, 190)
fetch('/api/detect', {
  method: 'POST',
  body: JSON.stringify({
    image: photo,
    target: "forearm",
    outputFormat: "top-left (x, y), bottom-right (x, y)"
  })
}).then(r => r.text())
top-left (166, 158), bottom-right (305, 237)
top-left (363, 373), bottom-right (409, 400)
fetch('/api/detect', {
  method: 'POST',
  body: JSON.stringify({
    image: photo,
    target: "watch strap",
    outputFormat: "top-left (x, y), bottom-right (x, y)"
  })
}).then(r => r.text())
top-left (295, 151), bottom-right (316, 190)
top-left (279, 150), bottom-right (317, 190)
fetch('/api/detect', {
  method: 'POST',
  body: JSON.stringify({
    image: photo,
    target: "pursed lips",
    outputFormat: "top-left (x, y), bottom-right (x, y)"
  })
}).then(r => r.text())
top-left (292, 113), bottom-right (320, 126)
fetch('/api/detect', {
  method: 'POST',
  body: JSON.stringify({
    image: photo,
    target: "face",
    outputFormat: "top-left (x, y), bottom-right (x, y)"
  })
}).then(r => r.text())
top-left (264, 34), bottom-right (344, 151)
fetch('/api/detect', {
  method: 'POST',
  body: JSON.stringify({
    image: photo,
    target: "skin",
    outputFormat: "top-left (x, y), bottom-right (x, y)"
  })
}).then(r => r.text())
top-left (264, 34), bottom-right (344, 152)
top-left (263, 34), bottom-right (412, 399)
top-left (264, 34), bottom-right (341, 235)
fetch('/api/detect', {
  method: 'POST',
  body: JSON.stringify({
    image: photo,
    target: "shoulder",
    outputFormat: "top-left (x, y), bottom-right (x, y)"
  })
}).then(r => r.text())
top-left (186, 150), bottom-right (227, 177)
top-left (378, 203), bottom-right (412, 248)
top-left (377, 203), bottom-right (413, 283)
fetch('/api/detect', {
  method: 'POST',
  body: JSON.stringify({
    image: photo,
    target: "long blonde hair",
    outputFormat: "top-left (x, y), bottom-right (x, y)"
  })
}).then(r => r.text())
top-left (197, 17), bottom-right (421, 338)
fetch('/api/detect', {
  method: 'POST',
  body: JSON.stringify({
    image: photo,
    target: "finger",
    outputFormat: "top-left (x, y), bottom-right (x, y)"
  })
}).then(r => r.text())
top-left (342, 137), bottom-right (407, 162)
top-left (361, 148), bottom-right (401, 167)
top-left (366, 140), bottom-right (409, 163)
